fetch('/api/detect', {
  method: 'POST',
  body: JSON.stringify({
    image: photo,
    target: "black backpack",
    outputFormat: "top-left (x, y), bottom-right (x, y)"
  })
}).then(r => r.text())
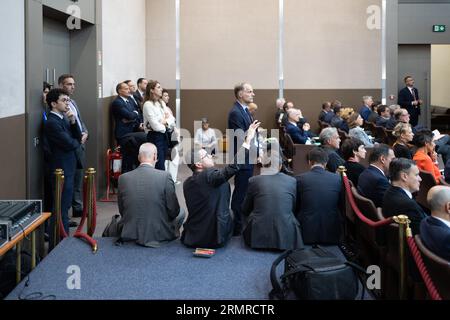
top-left (269, 246), bottom-right (366, 300)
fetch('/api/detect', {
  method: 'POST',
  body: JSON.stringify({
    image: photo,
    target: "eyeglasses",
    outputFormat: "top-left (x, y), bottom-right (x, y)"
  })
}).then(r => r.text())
top-left (200, 152), bottom-right (212, 160)
top-left (59, 98), bottom-right (70, 103)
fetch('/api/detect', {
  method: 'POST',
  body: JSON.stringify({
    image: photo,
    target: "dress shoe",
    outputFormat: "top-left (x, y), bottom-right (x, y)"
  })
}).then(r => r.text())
top-left (69, 220), bottom-right (79, 228)
top-left (72, 210), bottom-right (83, 218)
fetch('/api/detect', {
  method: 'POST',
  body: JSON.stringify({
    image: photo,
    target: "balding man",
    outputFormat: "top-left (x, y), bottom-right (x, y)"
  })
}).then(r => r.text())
top-left (286, 109), bottom-right (311, 144)
top-left (420, 186), bottom-right (450, 260)
top-left (118, 143), bottom-right (183, 247)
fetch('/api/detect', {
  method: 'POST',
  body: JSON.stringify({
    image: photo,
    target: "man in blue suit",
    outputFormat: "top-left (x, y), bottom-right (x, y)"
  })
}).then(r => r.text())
top-left (59, 74), bottom-right (88, 219)
top-left (358, 144), bottom-right (395, 208)
top-left (111, 82), bottom-right (141, 173)
top-left (421, 186), bottom-right (450, 260)
top-left (44, 88), bottom-right (82, 237)
top-left (227, 82), bottom-right (257, 236)
top-left (296, 147), bottom-right (344, 245)
top-left (285, 109), bottom-right (313, 144)
top-left (398, 75), bottom-right (423, 127)
top-left (359, 96), bottom-right (373, 122)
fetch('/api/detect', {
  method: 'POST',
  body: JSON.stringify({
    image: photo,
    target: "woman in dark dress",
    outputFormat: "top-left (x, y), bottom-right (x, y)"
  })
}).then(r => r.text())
top-left (341, 138), bottom-right (367, 187)
top-left (392, 122), bottom-right (414, 159)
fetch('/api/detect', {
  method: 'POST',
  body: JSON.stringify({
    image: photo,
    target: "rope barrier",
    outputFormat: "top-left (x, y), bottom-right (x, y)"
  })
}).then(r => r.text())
top-left (73, 169), bottom-right (98, 253)
top-left (405, 228), bottom-right (442, 300)
top-left (342, 173), bottom-right (394, 227)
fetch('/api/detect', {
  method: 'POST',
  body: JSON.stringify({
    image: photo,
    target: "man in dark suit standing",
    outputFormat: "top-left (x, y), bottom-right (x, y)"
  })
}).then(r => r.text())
top-left (59, 74), bottom-right (88, 219)
top-left (420, 186), bottom-right (450, 260)
top-left (111, 82), bottom-right (141, 173)
top-left (227, 82), bottom-right (256, 236)
top-left (134, 78), bottom-right (148, 105)
top-left (296, 148), bottom-right (344, 245)
top-left (383, 158), bottom-right (426, 235)
top-left (118, 143), bottom-right (182, 247)
top-left (398, 75), bottom-right (423, 127)
top-left (358, 144), bottom-right (395, 208)
top-left (44, 88), bottom-right (82, 236)
top-left (182, 121), bottom-right (259, 249)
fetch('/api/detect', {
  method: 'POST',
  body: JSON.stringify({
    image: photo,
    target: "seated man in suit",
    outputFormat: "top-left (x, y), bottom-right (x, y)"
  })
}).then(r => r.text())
top-left (44, 88), bottom-right (82, 237)
top-left (358, 144), bottom-right (395, 208)
top-left (296, 147), bottom-right (344, 245)
top-left (319, 101), bottom-right (332, 123)
top-left (420, 186), bottom-right (450, 260)
top-left (182, 121), bottom-right (260, 249)
top-left (242, 145), bottom-right (303, 250)
top-left (375, 105), bottom-right (391, 128)
top-left (118, 143), bottom-right (183, 247)
top-left (319, 127), bottom-right (345, 173)
top-left (383, 158), bottom-right (426, 235)
top-left (359, 96), bottom-right (373, 122)
top-left (285, 109), bottom-right (312, 144)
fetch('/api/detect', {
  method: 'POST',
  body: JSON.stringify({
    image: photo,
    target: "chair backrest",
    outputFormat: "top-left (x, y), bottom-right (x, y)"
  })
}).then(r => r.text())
top-left (385, 129), bottom-right (396, 146)
top-left (415, 235), bottom-right (450, 299)
top-left (351, 187), bottom-right (379, 222)
top-left (375, 125), bottom-right (388, 144)
top-left (337, 128), bottom-right (349, 144)
top-left (416, 170), bottom-right (437, 209)
top-left (283, 133), bottom-right (295, 161)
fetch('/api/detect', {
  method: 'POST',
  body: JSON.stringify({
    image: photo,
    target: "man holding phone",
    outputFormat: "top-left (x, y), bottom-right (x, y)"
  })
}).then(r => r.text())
top-left (44, 88), bottom-right (82, 239)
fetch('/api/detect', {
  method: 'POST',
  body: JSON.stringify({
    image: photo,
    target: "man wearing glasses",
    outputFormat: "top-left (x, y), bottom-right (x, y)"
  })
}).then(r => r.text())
top-left (181, 121), bottom-right (260, 249)
top-left (44, 88), bottom-right (82, 238)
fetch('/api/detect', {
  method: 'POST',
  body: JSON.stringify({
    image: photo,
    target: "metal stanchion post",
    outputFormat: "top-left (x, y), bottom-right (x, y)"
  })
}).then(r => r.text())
top-left (53, 169), bottom-right (64, 248)
top-left (394, 215), bottom-right (410, 300)
top-left (86, 168), bottom-right (96, 237)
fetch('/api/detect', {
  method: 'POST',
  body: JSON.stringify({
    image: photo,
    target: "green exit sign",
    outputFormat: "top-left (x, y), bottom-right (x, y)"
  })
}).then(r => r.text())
top-left (433, 25), bottom-right (446, 32)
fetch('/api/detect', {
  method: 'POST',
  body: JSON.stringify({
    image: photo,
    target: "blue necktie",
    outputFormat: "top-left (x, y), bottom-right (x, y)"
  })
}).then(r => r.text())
top-left (245, 108), bottom-right (253, 124)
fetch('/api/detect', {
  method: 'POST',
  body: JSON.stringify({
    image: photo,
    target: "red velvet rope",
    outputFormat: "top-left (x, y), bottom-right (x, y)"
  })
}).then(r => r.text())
top-left (73, 176), bottom-right (98, 252)
top-left (58, 176), bottom-right (68, 239)
top-left (342, 175), bottom-right (394, 227)
top-left (406, 236), bottom-right (442, 300)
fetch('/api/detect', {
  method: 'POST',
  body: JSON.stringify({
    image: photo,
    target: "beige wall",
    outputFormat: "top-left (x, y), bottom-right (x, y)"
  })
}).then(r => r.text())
top-left (102, 0), bottom-right (147, 97)
top-left (0, 0), bottom-right (25, 118)
top-left (431, 45), bottom-right (450, 109)
top-left (285, 0), bottom-right (382, 89)
top-left (146, 0), bottom-right (381, 91)
top-left (180, 0), bottom-right (278, 89)
top-left (146, 0), bottom-right (176, 89)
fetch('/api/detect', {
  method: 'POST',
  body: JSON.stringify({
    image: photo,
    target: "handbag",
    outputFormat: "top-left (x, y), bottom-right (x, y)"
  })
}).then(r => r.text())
top-left (269, 246), bottom-right (366, 300)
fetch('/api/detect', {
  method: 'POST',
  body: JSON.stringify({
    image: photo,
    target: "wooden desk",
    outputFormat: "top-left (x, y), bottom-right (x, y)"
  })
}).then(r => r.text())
top-left (0, 212), bottom-right (51, 283)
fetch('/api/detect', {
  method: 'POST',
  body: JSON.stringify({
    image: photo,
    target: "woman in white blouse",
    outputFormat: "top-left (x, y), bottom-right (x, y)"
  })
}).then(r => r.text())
top-left (194, 118), bottom-right (218, 155)
top-left (143, 80), bottom-right (175, 170)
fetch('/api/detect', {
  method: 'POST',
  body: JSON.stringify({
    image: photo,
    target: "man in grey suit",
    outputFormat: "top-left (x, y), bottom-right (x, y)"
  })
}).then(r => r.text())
top-left (59, 74), bottom-right (88, 220)
top-left (118, 143), bottom-right (183, 247)
top-left (242, 145), bottom-right (303, 250)
top-left (296, 147), bottom-right (344, 245)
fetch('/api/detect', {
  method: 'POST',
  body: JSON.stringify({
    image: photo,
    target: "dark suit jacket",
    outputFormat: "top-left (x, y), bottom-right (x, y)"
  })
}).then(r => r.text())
top-left (128, 95), bottom-right (143, 130)
top-left (44, 112), bottom-right (82, 177)
top-left (118, 164), bottom-right (180, 247)
top-left (398, 87), bottom-right (421, 125)
top-left (344, 161), bottom-right (366, 188)
top-left (358, 165), bottom-right (390, 208)
top-left (286, 123), bottom-right (308, 144)
top-left (420, 216), bottom-right (450, 260)
top-left (359, 105), bottom-right (372, 122)
top-left (319, 110), bottom-right (330, 122)
top-left (323, 146), bottom-right (345, 173)
top-left (182, 164), bottom-right (240, 248)
top-left (376, 117), bottom-right (390, 128)
top-left (69, 99), bottom-right (88, 168)
top-left (382, 186), bottom-right (427, 235)
top-left (368, 111), bottom-right (379, 124)
top-left (242, 173), bottom-right (303, 250)
top-left (228, 102), bottom-right (253, 170)
top-left (111, 96), bottom-right (140, 140)
top-left (296, 166), bottom-right (343, 244)
top-left (323, 112), bottom-right (335, 124)
top-left (133, 91), bottom-right (144, 105)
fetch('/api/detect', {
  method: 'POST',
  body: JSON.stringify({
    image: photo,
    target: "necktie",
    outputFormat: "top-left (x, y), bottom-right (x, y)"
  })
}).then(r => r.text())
top-left (245, 108), bottom-right (253, 123)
